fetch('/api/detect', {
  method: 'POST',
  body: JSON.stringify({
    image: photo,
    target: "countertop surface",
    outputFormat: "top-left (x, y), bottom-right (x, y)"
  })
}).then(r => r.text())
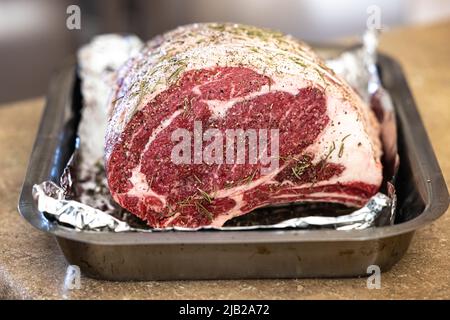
top-left (0, 22), bottom-right (449, 299)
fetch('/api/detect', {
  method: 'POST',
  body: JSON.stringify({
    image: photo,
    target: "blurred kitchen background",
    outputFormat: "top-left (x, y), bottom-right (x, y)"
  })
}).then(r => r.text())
top-left (0, 0), bottom-right (449, 103)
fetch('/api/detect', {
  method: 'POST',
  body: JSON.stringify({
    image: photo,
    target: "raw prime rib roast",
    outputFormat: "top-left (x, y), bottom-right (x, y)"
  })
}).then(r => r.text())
top-left (105, 23), bottom-right (383, 228)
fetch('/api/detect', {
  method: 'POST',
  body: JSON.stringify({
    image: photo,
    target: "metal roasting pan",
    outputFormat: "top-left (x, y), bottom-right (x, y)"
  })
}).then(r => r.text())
top-left (18, 51), bottom-right (449, 280)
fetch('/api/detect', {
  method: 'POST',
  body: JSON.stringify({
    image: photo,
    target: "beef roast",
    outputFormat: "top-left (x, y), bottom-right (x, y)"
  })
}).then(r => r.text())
top-left (105, 23), bottom-right (383, 228)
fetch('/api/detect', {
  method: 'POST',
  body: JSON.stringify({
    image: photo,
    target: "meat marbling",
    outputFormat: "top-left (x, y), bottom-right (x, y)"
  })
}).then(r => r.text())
top-left (105, 23), bottom-right (383, 228)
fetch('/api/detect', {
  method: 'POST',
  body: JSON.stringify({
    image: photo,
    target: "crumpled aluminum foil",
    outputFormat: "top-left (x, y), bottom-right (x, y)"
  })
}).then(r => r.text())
top-left (33, 181), bottom-right (393, 232)
top-left (32, 30), bottom-right (399, 232)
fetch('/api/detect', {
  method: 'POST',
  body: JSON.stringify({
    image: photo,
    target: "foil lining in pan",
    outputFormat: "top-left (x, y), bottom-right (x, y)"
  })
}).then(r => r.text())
top-left (32, 30), bottom-right (399, 232)
top-left (33, 181), bottom-right (393, 232)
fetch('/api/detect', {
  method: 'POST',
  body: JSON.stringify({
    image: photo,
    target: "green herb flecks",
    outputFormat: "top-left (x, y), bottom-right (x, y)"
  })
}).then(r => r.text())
top-left (136, 80), bottom-right (149, 108)
top-left (315, 68), bottom-right (329, 88)
top-left (164, 203), bottom-right (178, 218)
top-left (289, 56), bottom-right (307, 68)
top-left (111, 95), bottom-right (124, 104)
top-left (208, 23), bottom-right (226, 32)
top-left (167, 62), bottom-right (187, 85)
top-left (324, 141), bottom-right (336, 162)
top-left (291, 157), bottom-right (311, 179)
top-left (209, 23), bottom-right (284, 42)
top-left (310, 141), bottom-right (337, 188)
top-left (177, 195), bottom-right (196, 207)
top-left (193, 174), bottom-right (202, 184)
top-left (242, 170), bottom-right (257, 185)
top-left (149, 175), bottom-right (155, 188)
top-left (195, 202), bottom-right (213, 221)
top-left (277, 154), bottom-right (297, 162)
top-left (197, 188), bottom-right (214, 204)
top-left (224, 180), bottom-right (236, 189)
top-left (338, 134), bottom-right (351, 158)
